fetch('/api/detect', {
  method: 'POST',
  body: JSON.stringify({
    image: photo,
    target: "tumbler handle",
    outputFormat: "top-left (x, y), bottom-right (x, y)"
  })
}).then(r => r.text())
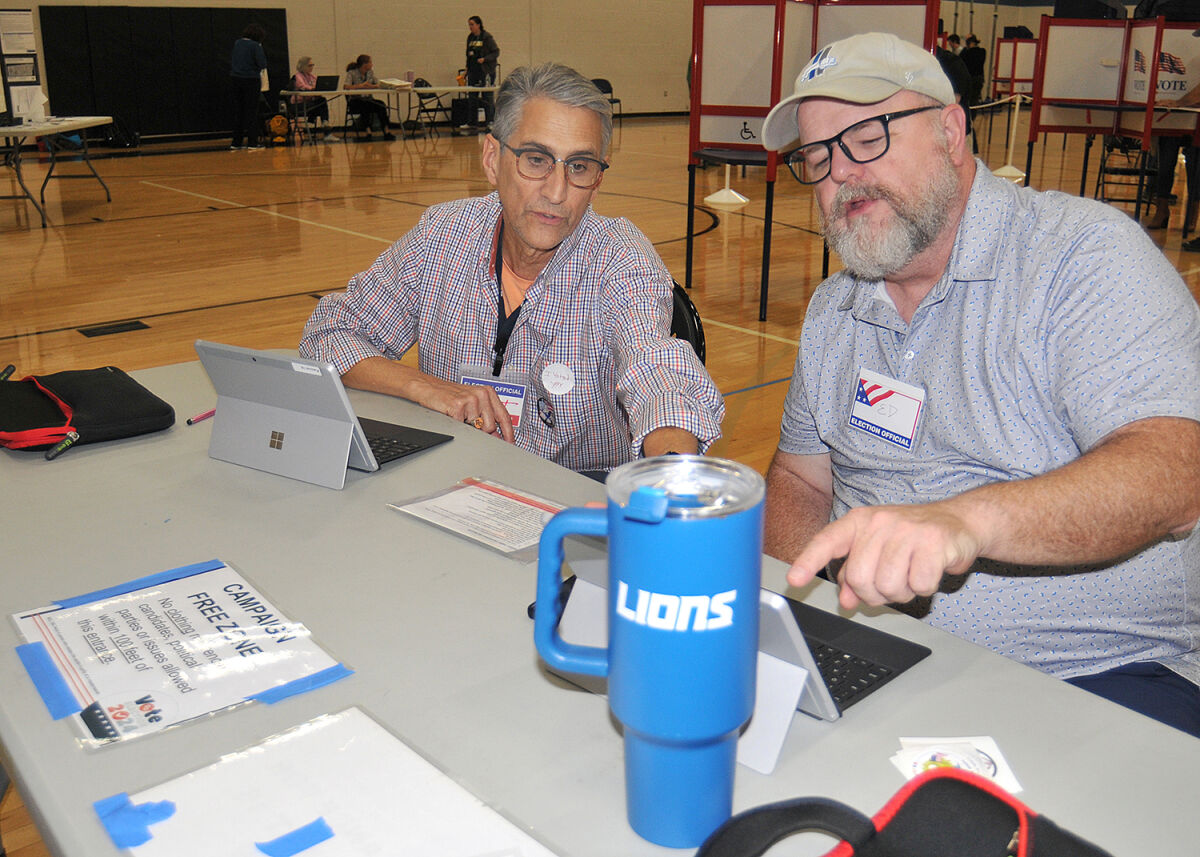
top-left (534, 507), bottom-right (610, 677)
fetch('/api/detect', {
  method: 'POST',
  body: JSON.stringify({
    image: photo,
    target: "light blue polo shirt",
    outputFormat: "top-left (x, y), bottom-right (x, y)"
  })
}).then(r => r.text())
top-left (780, 162), bottom-right (1200, 683)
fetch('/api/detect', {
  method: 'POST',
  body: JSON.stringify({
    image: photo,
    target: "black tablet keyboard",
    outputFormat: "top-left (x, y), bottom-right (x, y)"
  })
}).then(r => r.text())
top-left (808, 640), bottom-right (896, 709)
top-left (366, 435), bottom-right (424, 465)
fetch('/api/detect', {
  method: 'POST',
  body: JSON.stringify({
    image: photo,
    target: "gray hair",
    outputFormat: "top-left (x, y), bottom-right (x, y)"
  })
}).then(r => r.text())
top-left (492, 62), bottom-right (613, 154)
top-left (296, 55), bottom-right (312, 72)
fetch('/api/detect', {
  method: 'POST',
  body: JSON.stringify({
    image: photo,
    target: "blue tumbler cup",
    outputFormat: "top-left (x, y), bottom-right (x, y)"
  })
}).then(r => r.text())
top-left (535, 456), bottom-right (764, 848)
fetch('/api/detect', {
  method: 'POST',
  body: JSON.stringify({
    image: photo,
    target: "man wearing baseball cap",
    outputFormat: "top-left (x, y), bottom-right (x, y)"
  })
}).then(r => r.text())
top-left (762, 32), bottom-right (1200, 735)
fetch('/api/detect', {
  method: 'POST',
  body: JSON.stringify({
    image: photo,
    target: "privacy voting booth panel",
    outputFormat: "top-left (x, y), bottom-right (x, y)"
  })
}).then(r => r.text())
top-left (690, 0), bottom-right (812, 179)
top-left (1116, 19), bottom-right (1165, 142)
top-left (688, 0), bottom-right (938, 176)
top-left (813, 0), bottom-right (933, 48)
top-left (992, 39), bottom-right (1038, 97)
top-left (1119, 20), bottom-right (1200, 138)
top-left (1029, 15), bottom-right (1200, 146)
top-left (1030, 17), bottom-right (1127, 136)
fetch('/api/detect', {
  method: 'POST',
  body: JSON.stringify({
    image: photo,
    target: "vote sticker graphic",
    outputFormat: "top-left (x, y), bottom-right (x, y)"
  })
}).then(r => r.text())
top-left (82, 692), bottom-right (175, 740)
top-left (847, 367), bottom-right (925, 450)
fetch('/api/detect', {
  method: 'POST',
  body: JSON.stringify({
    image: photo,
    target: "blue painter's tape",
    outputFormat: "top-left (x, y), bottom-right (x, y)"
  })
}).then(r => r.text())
top-left (55, 559), bottom-right (227, 608)
top-left (255, 817), bottom-right (334, 856)
top-left (247, 664), bottom-right (354, 705)
top-left (16, 642), bottom-right (80, 719)
top-left (94, 792), bottom-right (176, 848)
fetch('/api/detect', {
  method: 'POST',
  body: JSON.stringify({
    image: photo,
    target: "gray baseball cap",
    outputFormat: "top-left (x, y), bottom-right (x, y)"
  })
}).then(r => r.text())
top-left (762, 32), bottom-right (954, 152)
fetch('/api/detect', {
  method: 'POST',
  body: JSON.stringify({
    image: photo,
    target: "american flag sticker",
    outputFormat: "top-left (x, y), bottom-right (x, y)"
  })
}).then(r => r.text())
top-left (847, 368), bottom-right (925, 450)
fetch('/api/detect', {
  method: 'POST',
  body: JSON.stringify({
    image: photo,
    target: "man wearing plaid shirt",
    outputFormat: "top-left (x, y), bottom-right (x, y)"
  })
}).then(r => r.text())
top-left (301, 63), bottom-right (723, 473)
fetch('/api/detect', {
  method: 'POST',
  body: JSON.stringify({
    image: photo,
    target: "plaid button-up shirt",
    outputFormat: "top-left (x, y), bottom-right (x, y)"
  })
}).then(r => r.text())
top-left (301, 193), bottom-right (724, 472)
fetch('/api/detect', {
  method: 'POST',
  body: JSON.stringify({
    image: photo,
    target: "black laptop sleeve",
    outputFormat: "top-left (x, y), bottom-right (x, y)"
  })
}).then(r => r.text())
top-left (0, 366), bottom-right (175, 451)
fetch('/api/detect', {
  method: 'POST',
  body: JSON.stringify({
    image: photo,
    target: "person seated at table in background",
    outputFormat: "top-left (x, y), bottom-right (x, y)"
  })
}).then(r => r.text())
top-left (301, 62), bottom-right (724, 474)
top-left (344, 54), bottom-right (396, 142)
top-left (291, 56), bottom-right (339, 143)
top-left (758, 32), bottom-right (1200, 736)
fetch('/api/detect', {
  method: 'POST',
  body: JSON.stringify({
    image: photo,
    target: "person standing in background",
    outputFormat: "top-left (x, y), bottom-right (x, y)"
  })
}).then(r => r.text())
top-left (466, 15), bottom-right (500, 129)
top-left (230, 23), bottom-right (267, 150)
top-left (960, 35), bottom-right (987, 106)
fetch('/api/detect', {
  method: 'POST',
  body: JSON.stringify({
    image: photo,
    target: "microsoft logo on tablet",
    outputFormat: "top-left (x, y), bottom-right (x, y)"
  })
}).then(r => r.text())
top-left (269, 430), bottom-right (284, 450)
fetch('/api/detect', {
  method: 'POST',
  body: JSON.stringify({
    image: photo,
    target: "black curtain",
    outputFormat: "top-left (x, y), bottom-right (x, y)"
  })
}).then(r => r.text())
top-left (39, 6), bottom-right (289, 138)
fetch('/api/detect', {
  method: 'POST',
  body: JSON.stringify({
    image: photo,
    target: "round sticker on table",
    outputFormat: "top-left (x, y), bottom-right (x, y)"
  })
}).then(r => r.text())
top-left (541, 363), bottom-right (575, 395)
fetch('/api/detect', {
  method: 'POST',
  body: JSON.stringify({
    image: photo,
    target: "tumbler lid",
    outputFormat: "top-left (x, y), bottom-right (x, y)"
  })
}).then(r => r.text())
top-left (606, 455), bottom-right (764, 519)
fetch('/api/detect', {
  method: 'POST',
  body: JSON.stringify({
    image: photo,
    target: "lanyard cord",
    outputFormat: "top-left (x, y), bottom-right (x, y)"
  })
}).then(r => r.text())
top-left (493, 222), bottom-right (521, 377)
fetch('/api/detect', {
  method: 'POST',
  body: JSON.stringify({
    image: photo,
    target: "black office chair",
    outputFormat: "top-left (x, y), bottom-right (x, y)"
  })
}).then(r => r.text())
top-left (671, 281), bottom-right (706, 365)
top-left (591, 78), bottom-right (622, 125)
top-left (413, 77), bottom-right (452, 137)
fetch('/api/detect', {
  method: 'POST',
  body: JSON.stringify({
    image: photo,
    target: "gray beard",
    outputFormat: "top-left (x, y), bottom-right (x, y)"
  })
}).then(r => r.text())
top-left (821, 159), bottom-right (958, 281)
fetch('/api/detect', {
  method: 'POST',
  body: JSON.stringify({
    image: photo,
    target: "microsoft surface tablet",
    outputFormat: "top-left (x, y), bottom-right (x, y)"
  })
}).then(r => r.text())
top-left (555, 559), bottom-right (929, 721)
top-left (195, 341), bottom-right (451, 489)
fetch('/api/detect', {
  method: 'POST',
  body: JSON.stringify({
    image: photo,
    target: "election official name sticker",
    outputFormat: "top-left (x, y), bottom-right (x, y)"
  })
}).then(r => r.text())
top-left (541, 362), bottom-right (574, 396)
top-left (460, 365), bottom-right (527, 427)
top-left (848, 367), bottom-right (925, 450)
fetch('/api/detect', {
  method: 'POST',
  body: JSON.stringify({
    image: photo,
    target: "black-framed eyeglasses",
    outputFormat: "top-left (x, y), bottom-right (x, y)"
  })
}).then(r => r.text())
top-left (785, 105), bottom-right (942, 185)
top-left (499, 141), bottom-right (609, 189)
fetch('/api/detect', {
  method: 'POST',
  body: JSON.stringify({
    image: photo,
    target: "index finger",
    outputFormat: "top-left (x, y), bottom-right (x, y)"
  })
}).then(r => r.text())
top-left (481, 387), bottom-right (515, 443)
top-left (785, 519), bottom-right (855, 589)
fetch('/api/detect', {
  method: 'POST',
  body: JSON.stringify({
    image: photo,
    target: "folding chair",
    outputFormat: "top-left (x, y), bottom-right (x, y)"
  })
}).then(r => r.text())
top-left (591, 78), bottom-right (622, 125)
top-left (342, 98), bottom-right (373, 141)
top-left (413, 78), bottom-right (452, 137)
top-left (1094, 135), bottom-right (1156, 217)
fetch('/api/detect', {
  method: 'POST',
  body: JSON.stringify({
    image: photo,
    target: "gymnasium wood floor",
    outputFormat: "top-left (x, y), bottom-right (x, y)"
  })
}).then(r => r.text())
top-left (3, 115), bottom-right (1200, 855)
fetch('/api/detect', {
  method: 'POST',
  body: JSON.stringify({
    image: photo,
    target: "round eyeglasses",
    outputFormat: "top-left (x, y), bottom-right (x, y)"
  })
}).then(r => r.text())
top-left (499, 141), bottom-right (609, 189)
top-left (785, 105), bottom-right (942, 185)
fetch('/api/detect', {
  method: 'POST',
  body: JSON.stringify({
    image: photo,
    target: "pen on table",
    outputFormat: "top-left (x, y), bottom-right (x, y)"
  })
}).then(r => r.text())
top-left (45, 431), bottom-right (79, 461)
top-left (0, 364), bottom-right (15, 382)
top-left (187, 408), bottom-right (216, 426)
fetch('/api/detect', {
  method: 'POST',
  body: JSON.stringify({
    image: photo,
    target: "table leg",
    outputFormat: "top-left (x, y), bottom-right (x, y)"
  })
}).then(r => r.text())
top-left (39, 133), bottom-right (110, 204)
top-left (39, 136), bottom-right (57, 203)
top-left (4, 141), bottom-right (48, 228)
top-left (758, 179), bottom-right (775, 322)
top-left (686, 163), bottom-right (696, 289)
top-left (1080, 134), bottom-right (1093, 199)
top-left (79, 135), bottom-right (111, 201)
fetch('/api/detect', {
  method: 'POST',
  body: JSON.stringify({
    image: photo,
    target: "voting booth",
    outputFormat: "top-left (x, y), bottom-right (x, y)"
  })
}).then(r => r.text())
top-left (1026, 14), bottom-right (1200, 211)
top-left (685, 0), bottom-right (938, 320)
top-left (992, 38), bottom-right (1038, 98)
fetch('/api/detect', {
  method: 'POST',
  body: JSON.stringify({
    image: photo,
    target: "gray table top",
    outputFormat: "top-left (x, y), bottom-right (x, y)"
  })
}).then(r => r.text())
top-left (1, 360), bottom-right (1197, 857)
